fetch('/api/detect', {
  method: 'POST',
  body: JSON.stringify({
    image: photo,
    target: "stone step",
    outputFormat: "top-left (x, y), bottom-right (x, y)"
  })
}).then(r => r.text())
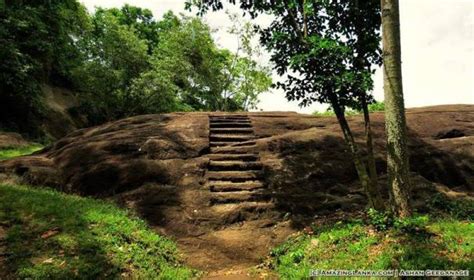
top-left (210, 122), bottom-right (252, 128)
top-left (209, 118), bottom-right (250, 122)
top-left (232, 140), bottom-right (257, 147)
top-left (209, 134), bottom-right (255, 142)
top-left (209, 141), bottom-right (256, 147)
top-left (210, 190), bottom-right (270, 204)
top-left (207, 154), bottom-right (259, 161)
top-left (207, 181), bottom-right (265, 192)
top-left (210, 118), bottom-right (251, 123)
top-left (210, 128), bottom-right (254, 134)
top-left (210, 145), bottom-right (257, 154)
top-left (208, 160), bottom-right (262, 171)
top-left (210, 141), bottom-right (237, 147)
top-left (206, 170), bottom-right (262, 181)
top-left (209, 114), bottom-right (249, 119)
top-left (210, 114), bottom-right (248, 118)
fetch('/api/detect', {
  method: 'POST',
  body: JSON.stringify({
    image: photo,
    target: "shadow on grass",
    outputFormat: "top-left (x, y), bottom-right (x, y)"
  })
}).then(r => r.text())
top-left (379, 222), bottom-right (473, 271)
top-left (1, 186), bottom-right (119, 279)
top-left (0, 184), bottom-right (192, 279)
top-left (271, 219), bottom-right (473, 279)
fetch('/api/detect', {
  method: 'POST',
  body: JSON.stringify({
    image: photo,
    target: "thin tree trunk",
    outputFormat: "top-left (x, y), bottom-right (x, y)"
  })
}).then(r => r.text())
top-left (353, 0), bottom-right (380, 198)
top-left (381, 0), bottom-right (411, 217)
top-left (331, 98), bottom-right (384, 210)
top-left (361, 96), bottom-right (379, 193)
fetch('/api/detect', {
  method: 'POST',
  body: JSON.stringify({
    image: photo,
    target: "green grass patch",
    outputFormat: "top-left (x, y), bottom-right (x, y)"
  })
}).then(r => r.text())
top-left (270, 209), bottom-right (473, 279)
top-left (0, 184), bottom-right (195, 279)
top-left (313, 101), bottom-right (385, 117)
top-left (0, 144), bottom-right (44, 160)
top-left (367, 101), bottom-right (385, 112)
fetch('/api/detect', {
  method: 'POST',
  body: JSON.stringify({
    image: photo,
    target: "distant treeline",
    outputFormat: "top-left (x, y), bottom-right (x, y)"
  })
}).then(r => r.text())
top-left (0, 0), bottom-right (271, 136)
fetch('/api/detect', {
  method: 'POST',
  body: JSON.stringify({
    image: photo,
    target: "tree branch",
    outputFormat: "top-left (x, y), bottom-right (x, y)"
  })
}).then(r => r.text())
top-left (283, 0), bottom-right (306, 43)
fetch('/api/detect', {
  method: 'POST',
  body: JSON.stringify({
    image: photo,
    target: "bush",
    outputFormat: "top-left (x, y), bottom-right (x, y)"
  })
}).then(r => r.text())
top-left (367, 208), bottom-right (394, 231)
top-left (313, 101), bottom-right (385, 117)
top-left (368, 101), bottom-right (385, 112)
top-left (394, 215), bottom-right (430, 234)
top-left (428, 193), bottom-right (474, 220)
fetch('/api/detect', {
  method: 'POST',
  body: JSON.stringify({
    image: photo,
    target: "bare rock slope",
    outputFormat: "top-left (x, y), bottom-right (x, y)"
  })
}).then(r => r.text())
top-left (1, 105), bottom-right (473, 272)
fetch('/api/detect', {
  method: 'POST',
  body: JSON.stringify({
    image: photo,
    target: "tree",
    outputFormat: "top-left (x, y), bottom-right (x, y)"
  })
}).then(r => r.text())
top-left (73, 8), bottom-right (272, 121)
top-left (72, 7), bottom-right (151, 123)
top-left (1, 1), bottom-right (272, 133)
top-left (0, 0), bottom-right (89, 136)
top-left (132, 14), bottom-right (271, 113)
top-left (189, 0), bottom-right (384, 210)
top-left (218, 12), bottom-right (272, 111)
top-left (94, 4), bottom-right (179, 55)
top-left (381, 0), bottom-right (411, 217)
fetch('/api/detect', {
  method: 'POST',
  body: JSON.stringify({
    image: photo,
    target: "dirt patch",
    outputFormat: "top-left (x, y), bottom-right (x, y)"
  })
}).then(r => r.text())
top-left (176, 220), bottom-right (293, 272)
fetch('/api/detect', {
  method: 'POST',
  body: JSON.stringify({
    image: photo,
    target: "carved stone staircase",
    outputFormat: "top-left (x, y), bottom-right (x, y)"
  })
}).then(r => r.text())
top-left (205, 115), bottom-right (274, 222)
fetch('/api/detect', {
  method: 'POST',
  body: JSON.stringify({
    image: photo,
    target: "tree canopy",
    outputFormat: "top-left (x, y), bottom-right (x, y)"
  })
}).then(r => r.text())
top-left (189, 0), bottom-right (381, 109)
top-left (1, 1), bottom-right (272, 132)
top-left (0, 0), bottom-right (89, 135)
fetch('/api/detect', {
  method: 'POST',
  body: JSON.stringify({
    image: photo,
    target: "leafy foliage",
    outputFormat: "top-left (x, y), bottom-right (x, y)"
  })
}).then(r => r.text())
top-left (71, 7), bottom-right (272, 124)
top-left (367, 208), bottom-right (430, 233)
top-left (1, 1), bottom-right (272, 132)
top-left (0, 0), bottom-right (89, 136)
top-left (367, 208), bottom-right (394, 231)
top-left (190, 0), bottom-right (381, 109)
top-left (428, 193), bottom-right (474, 220)
top-left (71, 6), bottom-right (153, 123)
top-left (134, 15), bottom-right (226, 113)
top-left (218, 12), bottom-right (272, 111)
top-left (313, 101), bottom-right (384, 117)
top-left (368, 101), bottom-right (385, 112)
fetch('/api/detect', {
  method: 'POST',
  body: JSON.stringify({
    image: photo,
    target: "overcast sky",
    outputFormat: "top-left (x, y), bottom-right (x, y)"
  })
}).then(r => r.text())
top-left (80, 0), bottom-right (473, 113)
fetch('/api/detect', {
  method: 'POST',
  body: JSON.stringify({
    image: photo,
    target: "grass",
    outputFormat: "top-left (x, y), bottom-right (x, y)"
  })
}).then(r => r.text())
top-left (270, 200), bottom-right (473, 279)
top-left (313, 101), bottom-right (385, 117)
top-left (0, 144), bottom-right (44, 160)
top-left (0, 184), bottom-right (195, 279)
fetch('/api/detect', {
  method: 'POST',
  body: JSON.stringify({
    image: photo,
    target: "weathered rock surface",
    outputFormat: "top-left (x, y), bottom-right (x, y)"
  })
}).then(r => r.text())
top-left (0, 105), bottom-right (472, 272)
top-left (1, 113), bottom-right (209, 195)
top-left (254, 105), bottom-right (474, 219)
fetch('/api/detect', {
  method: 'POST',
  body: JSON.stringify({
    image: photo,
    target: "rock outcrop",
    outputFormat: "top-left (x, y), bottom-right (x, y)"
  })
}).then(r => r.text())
top-left (1, 105), bottom-right (472, 271)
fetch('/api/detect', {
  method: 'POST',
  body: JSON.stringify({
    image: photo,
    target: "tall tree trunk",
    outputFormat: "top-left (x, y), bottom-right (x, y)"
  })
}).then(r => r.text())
top-left (331, 98), bottom-right (384, 210)
top-left (381, 0), bottom-right (411, 217)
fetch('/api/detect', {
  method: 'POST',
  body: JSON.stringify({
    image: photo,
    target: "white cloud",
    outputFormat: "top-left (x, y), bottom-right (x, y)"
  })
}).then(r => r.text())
top-left (80, 0), bottom-right (474, 113)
